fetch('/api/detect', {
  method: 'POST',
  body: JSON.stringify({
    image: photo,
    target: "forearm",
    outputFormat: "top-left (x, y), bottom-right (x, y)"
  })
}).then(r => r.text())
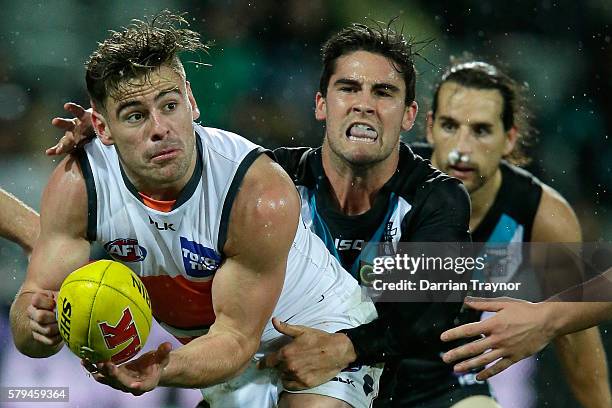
top-left (554, 328), bottom-right (611, 408)
top-left (159, 329), bottom-right (256, 388)
top-left (340, 302), bottom-right (459, 364)
top-left (0, 189), bottom-right (39, 253)
top-left (542, 300), bottom-right (612, 337)
top-left (9, 292), bottom-right (62, 357)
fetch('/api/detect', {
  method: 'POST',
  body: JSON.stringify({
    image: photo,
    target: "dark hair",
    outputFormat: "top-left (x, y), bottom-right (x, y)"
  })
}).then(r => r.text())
top-left (319, 20), bottom-right (417, 104)
top-left (85, 11), bottom-right (209, 109)
top-left (431, 60), bottom-right (534, 166)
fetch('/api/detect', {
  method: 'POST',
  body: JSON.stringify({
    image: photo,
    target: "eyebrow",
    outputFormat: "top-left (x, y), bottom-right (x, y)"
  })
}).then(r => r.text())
top-left (333, 78), bottom-right (361, 88)
top-left (333, 78), bottom-right (401, 93)
top-left (115, 87), bottom-right (182, 117)
top-left (372, 83), bottom-right (401, 94)
top-left (438, 115), bottom-right (493, 128)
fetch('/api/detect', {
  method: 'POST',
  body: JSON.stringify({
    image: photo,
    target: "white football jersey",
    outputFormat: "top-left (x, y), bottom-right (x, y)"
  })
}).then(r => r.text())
top-left (81, 124), bottom-right (369, 343)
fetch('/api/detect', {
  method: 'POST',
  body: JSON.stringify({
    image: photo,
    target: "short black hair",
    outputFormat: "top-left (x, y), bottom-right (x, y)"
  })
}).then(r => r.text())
top-left (432, 60), bottom-right (534, 166)
top-left (319, 20), bottom-right (417, 105)
top-left (85, 10), bottom-right (209, 109)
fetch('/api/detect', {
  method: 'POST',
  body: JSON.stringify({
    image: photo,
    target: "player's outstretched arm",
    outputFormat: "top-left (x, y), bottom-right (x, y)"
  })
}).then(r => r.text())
top-left (47, 102), bottom-right (94, 156)
top-left (10, 155), bottom-right (91, 357)
top-left (0, 187), bottom-right (39, 255)
top-left (440, 297), bottom-right (558, 378)
top-left (443, 187), bottom-right (612, 405)
top-left (441, 273), bottom-right (612, 380)
top-left (87, 155), bottom-right (297, 393)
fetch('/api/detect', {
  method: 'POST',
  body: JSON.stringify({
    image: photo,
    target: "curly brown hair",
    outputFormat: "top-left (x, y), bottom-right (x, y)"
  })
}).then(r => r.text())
top-left (85, 10), bottom-right (209, 109)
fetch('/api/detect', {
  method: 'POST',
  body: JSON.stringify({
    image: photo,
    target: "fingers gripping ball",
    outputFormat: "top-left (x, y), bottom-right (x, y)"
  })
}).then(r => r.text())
top-left (56, 260), bottom-right (152, 364)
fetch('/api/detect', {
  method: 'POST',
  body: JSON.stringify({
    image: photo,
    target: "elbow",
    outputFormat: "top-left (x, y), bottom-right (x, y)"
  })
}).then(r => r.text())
top-left (230, 334), bottom-right (260, 379)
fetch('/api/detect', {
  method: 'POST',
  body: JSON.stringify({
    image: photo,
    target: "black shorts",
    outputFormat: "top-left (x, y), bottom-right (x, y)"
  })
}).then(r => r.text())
top-left (375, 379), bottom-right (492, 408)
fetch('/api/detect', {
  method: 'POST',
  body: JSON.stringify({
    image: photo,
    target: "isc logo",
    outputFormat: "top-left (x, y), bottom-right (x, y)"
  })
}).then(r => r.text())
top-left (334, 238), bottom-right (364, 251)
top-left (104, 239), bottom-right (147, 262)
top-left (98, 307), bottom-right (142, 364)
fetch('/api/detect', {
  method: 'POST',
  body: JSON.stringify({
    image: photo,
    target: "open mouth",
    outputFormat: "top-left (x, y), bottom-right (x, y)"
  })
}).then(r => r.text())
top-left (345, 123), bottom-right (378, 143)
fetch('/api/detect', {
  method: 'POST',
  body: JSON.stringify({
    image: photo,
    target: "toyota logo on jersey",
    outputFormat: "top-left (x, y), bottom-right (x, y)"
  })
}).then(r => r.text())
top-left (104, 239), bottom-right (147, 262)
top-left (180, 237), bottom-right (221, 278)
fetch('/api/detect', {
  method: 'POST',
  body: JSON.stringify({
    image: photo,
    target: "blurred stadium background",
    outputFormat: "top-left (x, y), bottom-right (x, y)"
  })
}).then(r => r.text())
top-left (0, 1), bottom-right (610, 407)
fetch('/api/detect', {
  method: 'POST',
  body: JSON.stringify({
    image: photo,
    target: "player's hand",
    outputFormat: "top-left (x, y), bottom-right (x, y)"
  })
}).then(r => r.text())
top-left (440, 296), bottom-right (556, 380)
top-left (27, 290), bottom-right (61, 346)
top-left (258, 317), bottom-right (356, 390)
top-left (83, 342), bottom-right (172, 396)
top-left (47, 102), bottom-right (94, 156)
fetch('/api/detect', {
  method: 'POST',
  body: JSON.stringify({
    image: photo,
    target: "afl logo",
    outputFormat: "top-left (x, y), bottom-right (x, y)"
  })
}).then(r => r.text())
top-left (104, 239), bottom-right (147, 262)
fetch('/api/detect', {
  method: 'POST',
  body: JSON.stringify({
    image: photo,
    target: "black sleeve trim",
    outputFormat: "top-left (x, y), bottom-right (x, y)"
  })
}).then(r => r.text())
top-left (76, 149), bottom-right (97, 242)
top-left (217, 147), bottom-right (269, 253)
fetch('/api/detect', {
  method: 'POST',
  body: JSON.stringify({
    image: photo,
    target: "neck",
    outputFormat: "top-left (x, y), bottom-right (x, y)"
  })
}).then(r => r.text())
top-left (120, 148), bottom-right (197, 202)
top-left (468, 168), bottom-right (503, 231)
top-left (321, 142), bottom-right (398, 216)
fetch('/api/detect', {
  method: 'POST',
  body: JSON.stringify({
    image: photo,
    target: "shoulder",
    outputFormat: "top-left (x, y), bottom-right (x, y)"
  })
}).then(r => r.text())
top-left (223, 154), bottom-right (300, 256)
top-left (272, 146), bottom-right (319, 186)
top-left (500, 161), bottom-right (544, 195)
top-left (41, 154), bottom-right (88, 233)
top-left (44, 154), bottom-right (88, 211)
top-left (532, 183), bottom-right (581, 242)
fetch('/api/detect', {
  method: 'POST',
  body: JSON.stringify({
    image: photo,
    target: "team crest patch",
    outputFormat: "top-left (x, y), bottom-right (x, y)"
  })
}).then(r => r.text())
top-left (180, 237), bottom-right (221, 278)
top-left (104, 238), bottom-right (147, 262)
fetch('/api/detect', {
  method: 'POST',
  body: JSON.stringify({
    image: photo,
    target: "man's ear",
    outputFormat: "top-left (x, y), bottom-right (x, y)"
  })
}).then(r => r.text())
top-left (315, 92), bottom-right (326, 121)
top-left (186, 81), bottom-right (200, 121)
top-left (503, 126), bottom-right (518, 156)
top-left (401, 101), bottom-right (418, 132)
top-left (425, 111), bottom-right (435, 145)
top-left (90, 101), bottom-right (113, 146)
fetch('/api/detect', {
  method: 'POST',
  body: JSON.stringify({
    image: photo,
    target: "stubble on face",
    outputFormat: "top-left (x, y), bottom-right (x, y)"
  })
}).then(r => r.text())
top-left (321, 51), bottom-right (410, 172)
top-left (103, 66), bottom-right (198, 196)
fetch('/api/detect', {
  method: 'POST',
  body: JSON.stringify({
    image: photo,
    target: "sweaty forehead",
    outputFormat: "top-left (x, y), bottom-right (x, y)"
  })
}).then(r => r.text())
top-left (437, 82), bottom-right (504, 123)
top-left (332, 50), bottom-right (405, 88)
top-left (107, 66), bottom-right (184, 106)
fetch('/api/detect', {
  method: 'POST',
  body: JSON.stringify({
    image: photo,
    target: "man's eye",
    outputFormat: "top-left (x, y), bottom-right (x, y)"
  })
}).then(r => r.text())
top-left (126, 112), bottom-right (143, 123)
top-left (474, 126), bottom-right (491, 137)
top-left (165, 102), bottom-right (177, 111)
top-left (340, 86), bottom-right (356, 93)
top-left (441, 122), bottom-right (456, 132)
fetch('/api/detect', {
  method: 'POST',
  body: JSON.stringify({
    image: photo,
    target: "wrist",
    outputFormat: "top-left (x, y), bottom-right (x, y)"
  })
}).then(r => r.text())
top-left (334, 332), bottom-right (357, 367)
top-left (539, 301), bottom-right (566, 339)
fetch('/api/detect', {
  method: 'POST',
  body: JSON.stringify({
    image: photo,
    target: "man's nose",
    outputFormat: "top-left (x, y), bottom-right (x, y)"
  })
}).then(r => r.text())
top-left (149, 110), bottom-right (170, 141)
top-left (352, 93), bottom-right (375, 115)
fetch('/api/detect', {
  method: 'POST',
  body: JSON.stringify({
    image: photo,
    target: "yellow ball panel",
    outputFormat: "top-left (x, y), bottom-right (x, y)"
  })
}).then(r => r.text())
top-left (57, 260), bottom-right (152, 364)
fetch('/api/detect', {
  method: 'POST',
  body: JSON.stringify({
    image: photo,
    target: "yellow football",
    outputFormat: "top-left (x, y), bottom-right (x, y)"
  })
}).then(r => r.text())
top-left (56, 260), bottom-right (152, 364)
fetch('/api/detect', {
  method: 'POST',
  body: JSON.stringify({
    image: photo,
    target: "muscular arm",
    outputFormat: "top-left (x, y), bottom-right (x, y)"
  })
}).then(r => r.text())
top-left (532, 186), bottom-right (611, 408)
top-left (10, 155), bottom-right (91, 357)
top-left (158, 155), bottom-right (298, 388)
top-left (0, 188), bottom-right (39, 254)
